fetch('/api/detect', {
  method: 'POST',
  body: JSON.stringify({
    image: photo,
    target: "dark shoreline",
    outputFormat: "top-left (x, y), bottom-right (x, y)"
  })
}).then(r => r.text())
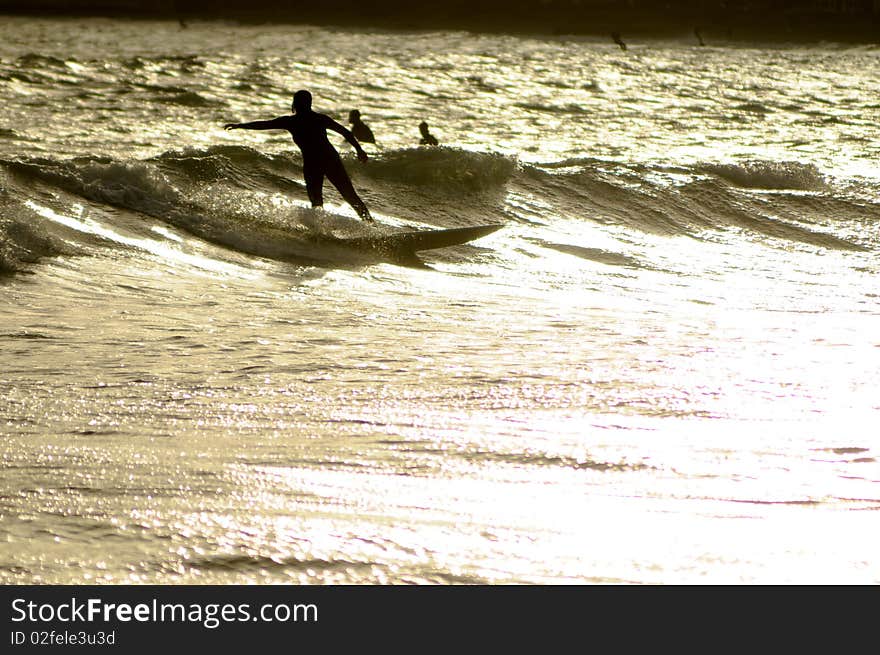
top-left (2, 1), bottom-right (879, 45)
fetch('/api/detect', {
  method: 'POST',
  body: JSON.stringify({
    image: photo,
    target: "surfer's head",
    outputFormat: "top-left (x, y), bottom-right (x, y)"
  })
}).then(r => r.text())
top-left (292, 90), bottom-right (312, 113)
top-left (349, 109), bottom-right (361, 123)
top-left (419, 121), bottom-right (429, 135)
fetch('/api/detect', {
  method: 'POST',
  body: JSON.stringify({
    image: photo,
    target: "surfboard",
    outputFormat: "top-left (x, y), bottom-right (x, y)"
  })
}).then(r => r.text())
top-left (337, 223), bottom-right (503, 267)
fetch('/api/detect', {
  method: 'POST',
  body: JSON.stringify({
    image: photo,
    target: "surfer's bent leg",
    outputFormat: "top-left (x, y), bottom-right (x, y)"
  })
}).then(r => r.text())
top-left (325, 156), bottom-right (373, 222)
top-left (303, 162), bottom-right (324, 208)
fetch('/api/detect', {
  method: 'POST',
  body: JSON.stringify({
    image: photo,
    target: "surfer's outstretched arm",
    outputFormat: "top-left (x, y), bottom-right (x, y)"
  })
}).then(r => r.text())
top-left (224, 117), bottom-right (287, 131)
top-left (326, 118), bottom-right (368, 162)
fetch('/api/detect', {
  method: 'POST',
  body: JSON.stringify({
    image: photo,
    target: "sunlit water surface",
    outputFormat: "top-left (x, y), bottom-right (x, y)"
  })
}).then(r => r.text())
top-left (1, 17), bottom-right (878, 584)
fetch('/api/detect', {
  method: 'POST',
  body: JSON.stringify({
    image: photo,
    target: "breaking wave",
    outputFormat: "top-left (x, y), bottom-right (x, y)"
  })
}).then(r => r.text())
top-left (1, 146), bottom-right (875, 274)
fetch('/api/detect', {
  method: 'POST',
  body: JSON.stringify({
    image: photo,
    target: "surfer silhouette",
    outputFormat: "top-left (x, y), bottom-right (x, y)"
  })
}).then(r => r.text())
top-left (419, 121), bottom-right (439, 146)
top-left (348, 109), bottom-right (376, 145)
top-left (611, 32), bottom-right (627, 51)
top-left (224, 90), bottom-right (373, 221)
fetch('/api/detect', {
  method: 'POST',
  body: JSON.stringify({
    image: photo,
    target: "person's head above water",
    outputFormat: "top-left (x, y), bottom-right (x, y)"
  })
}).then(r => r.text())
top-left (349, 109), bottom-right (361, 123)
top-left (292, 89), bottom-right (312, 113)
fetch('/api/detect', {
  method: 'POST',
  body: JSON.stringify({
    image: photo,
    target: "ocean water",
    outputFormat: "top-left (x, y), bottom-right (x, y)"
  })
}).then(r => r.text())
top-left (1, 16), bottom-right (878, 584)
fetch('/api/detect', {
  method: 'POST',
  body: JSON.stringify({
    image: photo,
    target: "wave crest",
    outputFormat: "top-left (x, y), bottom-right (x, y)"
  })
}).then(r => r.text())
top-left (362, 147), bottom-right (517, 191)
top-left (0, 195), bottom-right (74, 274)
top-left (4, 156), bottom-right (182, 219)
top-left (701, 160), bottom-right (828, 191)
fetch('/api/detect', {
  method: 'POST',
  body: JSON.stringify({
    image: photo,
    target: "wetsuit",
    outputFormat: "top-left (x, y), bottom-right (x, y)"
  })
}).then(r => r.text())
top-left (228, 112), bottom-right (372, 220)
top-left (351, 118), bottom-right (376, 145)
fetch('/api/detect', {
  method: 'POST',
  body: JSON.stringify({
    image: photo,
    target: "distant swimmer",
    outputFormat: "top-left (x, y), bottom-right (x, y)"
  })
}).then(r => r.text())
top-left (172, 0), bottom-right (187, 28)
top-left (348, 109), bottom-right (376, 145)
top-left (224, 90), bottom-right (373, 221)
top-left (694, 28), bottom-right (705, 47)
top-left (611, 32), bottom-right (627, 51)
top-left (418, 121), bottom-right (439, 146)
